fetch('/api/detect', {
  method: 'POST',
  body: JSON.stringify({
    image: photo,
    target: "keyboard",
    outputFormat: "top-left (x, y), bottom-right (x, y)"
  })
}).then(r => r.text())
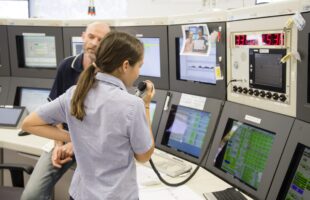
top-left (203, 188), bottom-right (247, 200)
top-left (152, 155), bottom-right (192, 178)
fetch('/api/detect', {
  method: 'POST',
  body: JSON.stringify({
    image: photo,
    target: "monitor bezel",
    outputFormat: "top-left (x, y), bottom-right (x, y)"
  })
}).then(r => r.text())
top-left (155, 91), bottom-right (223, 164)
top-left (168, 22), bottom-right (226, 99)
top-left (297, 12), bottom-right (310, 123)
top-left (0, 77), bottom-right (10, 105)
top-left (115, 25), bottom-right (169, 90)
top-left (0, 25), bottom-right (11, 76)
top-left (7, 77), bottom-right (54, 107)
top-left (204, 101), bottom-right (294, 200)
top-left (7, 26), bottom-right (64, 78)
top-left (266, 119), bottom-right (310, 200)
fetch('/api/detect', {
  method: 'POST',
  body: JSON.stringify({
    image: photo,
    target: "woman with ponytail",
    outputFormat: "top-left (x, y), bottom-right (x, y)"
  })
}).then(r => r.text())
top-left (21, 31), bottom-right (155, 200)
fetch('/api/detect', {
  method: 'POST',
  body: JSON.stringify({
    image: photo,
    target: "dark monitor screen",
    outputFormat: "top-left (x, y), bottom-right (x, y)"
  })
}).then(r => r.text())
top-left (16, 35), bottom-right (57, 69)
top-left (278, 144), bottom-right (310, 199)
top-left (249, 49), bottom-right (286, 93)
top-left (16, 87), bottom-right (50, 113)
top-left (214, 119), bottom-right (275, 190)
top-left (71, 36), bottom-right (83, 56)
top-left (0, 107), bottom-right (24, 127)
top-left (138, 37), bottom-right (161, 78)
top-left (161, 104), bottom-right (211, 158)
top-left (177, 37), bottom-right (217, 84)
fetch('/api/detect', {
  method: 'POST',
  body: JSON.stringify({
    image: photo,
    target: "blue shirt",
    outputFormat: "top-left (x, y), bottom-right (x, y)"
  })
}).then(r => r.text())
top-left (37, 72), bottom-right (153, 200)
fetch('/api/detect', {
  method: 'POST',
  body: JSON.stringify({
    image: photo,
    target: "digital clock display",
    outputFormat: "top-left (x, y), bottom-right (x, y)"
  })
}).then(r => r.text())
top-left (234, 33), bottom-right (284, 46)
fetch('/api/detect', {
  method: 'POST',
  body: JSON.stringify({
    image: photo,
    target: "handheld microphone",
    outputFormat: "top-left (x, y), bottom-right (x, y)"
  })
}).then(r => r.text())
top-left (135, 82), bottom-right (147, 97)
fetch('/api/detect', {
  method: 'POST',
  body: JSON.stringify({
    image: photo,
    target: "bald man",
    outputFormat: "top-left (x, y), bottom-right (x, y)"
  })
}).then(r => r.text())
top-left (21, 22), bottom-right (111, 200)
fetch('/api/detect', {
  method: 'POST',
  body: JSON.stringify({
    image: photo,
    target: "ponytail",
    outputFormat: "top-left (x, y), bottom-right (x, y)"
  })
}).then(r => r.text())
top-left (70, 64), bottom-right (97, 120)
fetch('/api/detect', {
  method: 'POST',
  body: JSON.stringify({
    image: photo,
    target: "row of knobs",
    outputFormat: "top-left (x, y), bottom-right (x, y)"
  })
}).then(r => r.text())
top-left (232, 86), bottom-right (287, 102)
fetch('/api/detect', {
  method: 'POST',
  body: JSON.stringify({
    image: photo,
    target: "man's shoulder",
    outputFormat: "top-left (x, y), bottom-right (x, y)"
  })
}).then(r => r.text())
top-left (57, 55), bottom-right (78, 71)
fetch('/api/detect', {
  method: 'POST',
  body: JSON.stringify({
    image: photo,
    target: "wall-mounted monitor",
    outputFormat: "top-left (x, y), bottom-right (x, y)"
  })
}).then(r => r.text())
top-left (0, 26), bottom-right (10, 76)
top-left (297, 12), bottom-right (310, 123)
top-left (62, 27), bottom-right (85, 58)
top-left (7, 77), bottom-right (54, 114)
top-left (0, 77), bottom-right (10, 105)
top-left (7, 26), bottom-right (64, 78)
top-left (155, 91), bottom-right (223, 164)
top-left (168, 22), bottom-right (226, 99)
top-left (115, 26), bottom-right (169, 90)
top-left (204, 101), bottom-right (294, 200)
top-left (267, 119), bottom-right (310, 200)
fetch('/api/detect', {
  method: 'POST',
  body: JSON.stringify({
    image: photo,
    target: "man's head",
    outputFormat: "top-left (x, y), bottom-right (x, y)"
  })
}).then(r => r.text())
top-left (82, 22), bottom-right (111, 61)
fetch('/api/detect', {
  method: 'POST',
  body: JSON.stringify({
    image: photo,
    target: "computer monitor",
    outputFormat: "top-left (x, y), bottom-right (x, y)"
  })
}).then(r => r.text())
top-left (0, 106), bottom-right (26, 128)
top-left (297, 12), bottom-right (310, 123)
top-left (266, 119), bottom-right (310, 200)
top-left (62, 27), bottom-right (85, 57)
top-left (0, 77), bottom-right (10, 105)
top-left (7, 25), bottom-right (64, 78)
top-left (115, 26), bottom-right (169, 90)
top-left (7, 77), bottom-right (54, 112)
top-left (156, 91), bottom-right (223, 164)
top-left (204, 101), bottom-right (294, 200)
top-left (0, 25), bottom-right (10, 76)
top-left (71, 36), bottom-right (83, 56)
top-left (168, 23), bottom-right (226, 99)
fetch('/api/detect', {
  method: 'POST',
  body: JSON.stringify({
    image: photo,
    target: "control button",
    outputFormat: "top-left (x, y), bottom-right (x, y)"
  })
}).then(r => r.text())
top-left (266, 92), bottom-right (272, 99)
top-left (237, 87), bottom-right (243, 93)
top-left (242, 88), bottom-right (248, 94)
top-left (233, 86), bottom-right (238, 92)
top-left (259, 91), bottom-right (266, 97)
top-left (254, 90), bottom-right (259, 96)
top-left (279, 94), bottom-right (287, 102)
top-left (248, 89), bottom-right (254, 95)
top-left (273, 93), bottom-right (279, 100)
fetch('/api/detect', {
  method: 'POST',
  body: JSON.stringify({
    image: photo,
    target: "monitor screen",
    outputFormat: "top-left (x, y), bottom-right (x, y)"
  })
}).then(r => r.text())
top-left (71, 36), bottom-right (83, 56)
top-left (17, 34), bottom-right (57, 68)
top-left (0, 107), bottom-right (23, 126)
top-left (249, 49), bottom-right (286, 93)
top-left (278, 144), bottom-right (310, 199)
top-left (19, 87), bottom-right (50, 113)
top-left (161, 104), bottom-right (211, 158)
top-left (138, 38), bottom-right (161, 77)
top-left (214, 119), bottom-right (275, 190)
top-left (150, 101), bottom-right (156, 124)
top-left (177, 38), bottom-right (217, 84)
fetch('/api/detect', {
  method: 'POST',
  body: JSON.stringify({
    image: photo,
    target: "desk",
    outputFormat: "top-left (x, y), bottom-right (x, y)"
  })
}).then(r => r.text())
top-left (0, 128), bottom-right (251, 200)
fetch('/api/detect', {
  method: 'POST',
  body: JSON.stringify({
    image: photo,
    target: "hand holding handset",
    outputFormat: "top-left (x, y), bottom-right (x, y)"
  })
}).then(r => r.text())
top-left (135, 81), bottom-right (155, 104)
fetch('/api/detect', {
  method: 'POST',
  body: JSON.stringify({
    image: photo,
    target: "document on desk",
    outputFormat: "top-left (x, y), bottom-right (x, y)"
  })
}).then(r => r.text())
top-left (140, 185), bottom-right (204, 200)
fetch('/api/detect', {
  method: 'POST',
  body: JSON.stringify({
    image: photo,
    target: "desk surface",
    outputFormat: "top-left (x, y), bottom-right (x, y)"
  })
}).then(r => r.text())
top-left (0, 127), bottom-right (251, 199)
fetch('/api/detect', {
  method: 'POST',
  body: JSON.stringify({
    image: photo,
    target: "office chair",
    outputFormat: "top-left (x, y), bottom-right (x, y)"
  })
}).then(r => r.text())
top-left (0, 163), bottom-right (33, 199)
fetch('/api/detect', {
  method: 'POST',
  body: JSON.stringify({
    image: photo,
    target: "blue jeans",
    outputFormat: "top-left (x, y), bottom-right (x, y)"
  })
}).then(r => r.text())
top-left (21, 150), bottom-right (76, 200)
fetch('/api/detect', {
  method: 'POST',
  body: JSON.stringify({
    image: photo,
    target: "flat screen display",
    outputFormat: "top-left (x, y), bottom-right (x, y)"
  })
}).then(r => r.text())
top-left (161, 105), bottom-right (211, 158)
top-left (19, 87), bottom-right (50, 113)
top-left (71, 36), bottom-right (83, 56)
top-left (177, 38), bottom-right (217, 84)
top-left (17, 34), bottom-right (57, 68)
top-left (0, 107), bottom-right (23, 126)
top-left (150, 101), bottom-right (156, 124)
top-left (138, 38), bottom-right (161, 78)
top-left (279, 144), bottom-right (310, 200)
top-left (214, 119), bottom-right (275, 190)
top-left (249, 49), bottom-right (286, 92)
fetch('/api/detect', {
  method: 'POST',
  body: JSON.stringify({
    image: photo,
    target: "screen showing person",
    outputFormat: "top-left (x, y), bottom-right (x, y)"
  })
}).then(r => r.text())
top-left (161, 105), bottom-right (211, 158)
top-left (177, 37), bottom-right (217, 84)
top-left (278, 144), bottom-right (310, 199)
top-left (138, 38), bottom-right (161, 77)
top-left (214, 119), bottom-right (275, 190)
top-left (71, 36), bottom-right (84, 56)
top-left (0, 107), bottom-right (23, 126)
top-left (17, 34), bottom-right (57, 68)
top-left (19, 88), bottom-right (50, 113)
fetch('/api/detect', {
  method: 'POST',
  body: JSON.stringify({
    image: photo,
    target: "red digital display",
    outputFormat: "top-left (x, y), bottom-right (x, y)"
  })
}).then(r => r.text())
top-left (234, 33), bottom-right (284, 46)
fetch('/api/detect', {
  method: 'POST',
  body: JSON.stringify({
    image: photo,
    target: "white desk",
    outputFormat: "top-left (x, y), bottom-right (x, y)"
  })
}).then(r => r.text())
top-left (0, 128), bottom-right (251, 200)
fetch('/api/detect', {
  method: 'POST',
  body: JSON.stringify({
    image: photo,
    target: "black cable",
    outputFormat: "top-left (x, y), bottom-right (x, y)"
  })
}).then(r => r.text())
top-left (226, 79), bottom-right (242, 88)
